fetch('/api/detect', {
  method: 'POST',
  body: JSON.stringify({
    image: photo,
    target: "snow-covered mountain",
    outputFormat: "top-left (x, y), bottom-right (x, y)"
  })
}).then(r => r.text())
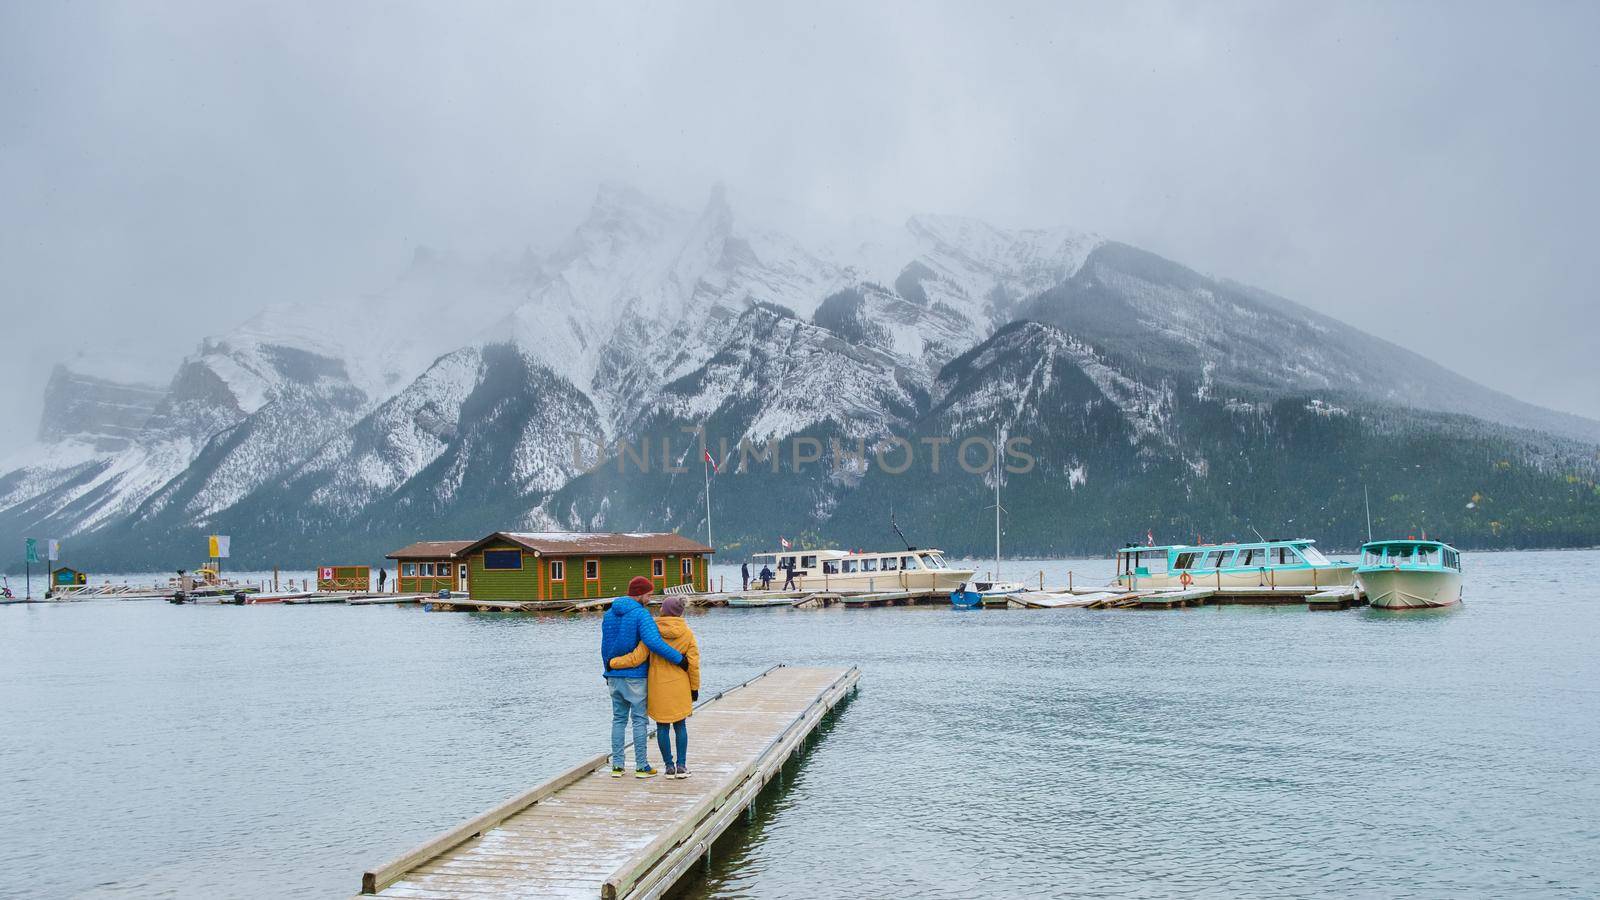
top-left (4, 184), bottom-right (1598, 568)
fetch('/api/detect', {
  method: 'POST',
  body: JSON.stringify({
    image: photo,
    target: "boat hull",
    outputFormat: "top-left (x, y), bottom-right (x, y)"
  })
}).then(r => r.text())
top-left (1118, 564), bottom-right (1357, 592)
top-left (1357, 568), bottom-right (1462, 609)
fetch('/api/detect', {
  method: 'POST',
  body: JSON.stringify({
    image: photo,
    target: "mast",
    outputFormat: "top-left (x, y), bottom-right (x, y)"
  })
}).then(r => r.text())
top-left (992, 424), bottom-right (1005, 582)
top-left (1363, 485), bottom-right (1373, 543)
top-left (704, 448), bottom-right (713, 551)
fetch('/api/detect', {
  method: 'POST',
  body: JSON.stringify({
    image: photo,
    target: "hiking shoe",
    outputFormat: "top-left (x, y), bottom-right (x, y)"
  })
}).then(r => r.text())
top-left (611, 766), bottom-right (624, 778)
top-left (635, 766), bottom-right (660, 779)
top-left (675, 767), bottom-right (691, 779)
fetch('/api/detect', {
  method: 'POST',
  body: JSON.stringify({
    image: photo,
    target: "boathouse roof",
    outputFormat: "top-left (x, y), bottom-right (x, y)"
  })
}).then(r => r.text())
top-left (385, 540), bottom-right (475, 560)
top-left (457, 531), bottom-right (714, 558)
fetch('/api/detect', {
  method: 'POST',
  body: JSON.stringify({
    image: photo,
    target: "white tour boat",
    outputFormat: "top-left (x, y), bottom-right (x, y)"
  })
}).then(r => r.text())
top-left (752, 548), bottom-right (976, 593)
top-left (1356, 539), bottom-right (1463, 609)
top-left (1114, 538), bottom-right (1357, 591)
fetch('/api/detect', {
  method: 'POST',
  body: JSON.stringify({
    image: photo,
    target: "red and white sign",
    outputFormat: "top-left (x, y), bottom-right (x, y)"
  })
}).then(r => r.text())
top-left (320, 567), bottom-right (333, 580)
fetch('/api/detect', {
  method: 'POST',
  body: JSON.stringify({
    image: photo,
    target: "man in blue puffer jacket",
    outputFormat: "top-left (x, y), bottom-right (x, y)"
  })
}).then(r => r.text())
top-left (602, 576), bottom-right (687, 778)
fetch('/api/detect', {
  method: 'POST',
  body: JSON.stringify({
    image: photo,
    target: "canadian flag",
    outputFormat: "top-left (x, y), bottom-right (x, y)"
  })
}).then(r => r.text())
top-left (1146, 529), bottom-right (1155, 546)
top-left (703, 449), bottom-right (719, 474)
top-left (780, 536), bottom-right (792, 550)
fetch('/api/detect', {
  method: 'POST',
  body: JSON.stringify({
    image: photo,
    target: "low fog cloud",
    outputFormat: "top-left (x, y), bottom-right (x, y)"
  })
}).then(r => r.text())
top-left (3, 0), bottom-right (1597, 425)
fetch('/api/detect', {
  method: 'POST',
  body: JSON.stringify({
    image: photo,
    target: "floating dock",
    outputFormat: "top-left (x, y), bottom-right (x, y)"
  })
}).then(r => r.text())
top-left (358, 664), bottom-right (860, 899)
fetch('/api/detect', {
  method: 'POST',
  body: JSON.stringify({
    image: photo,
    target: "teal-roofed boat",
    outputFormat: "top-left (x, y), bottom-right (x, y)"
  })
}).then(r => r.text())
top-left (1114, 538), bottom-right (1356, 591)
top-left (1356, 539), bottom-right (1463, 609)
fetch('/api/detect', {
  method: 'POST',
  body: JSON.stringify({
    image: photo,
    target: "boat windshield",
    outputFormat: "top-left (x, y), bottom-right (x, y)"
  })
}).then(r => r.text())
top-left (919, 552), bottom-right (947, 569)
top-left (1300, 545), bottom-right (1331, 565)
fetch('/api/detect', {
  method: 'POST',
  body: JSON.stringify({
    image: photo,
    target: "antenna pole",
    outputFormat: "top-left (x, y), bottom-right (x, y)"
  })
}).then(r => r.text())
top-left (703, 441), bottom-right (713, 552)
top-left (1364, 485), bottom-right (1373, 543)
top-left (994, 424), bottom-right (1003, 582)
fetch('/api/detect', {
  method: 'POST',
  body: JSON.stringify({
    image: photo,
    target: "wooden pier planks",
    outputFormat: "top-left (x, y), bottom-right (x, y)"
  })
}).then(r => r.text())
top-left (360, 664), bottom-right (859, 899)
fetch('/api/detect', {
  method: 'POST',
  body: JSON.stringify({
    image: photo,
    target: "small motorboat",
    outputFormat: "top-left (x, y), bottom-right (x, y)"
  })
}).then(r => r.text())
top-left (950, 584), bottom-right (982, 609)
top-left (970, 580), bottom-right (1025, 596)
top-left (1357, 539), bottom-right (1463, 609)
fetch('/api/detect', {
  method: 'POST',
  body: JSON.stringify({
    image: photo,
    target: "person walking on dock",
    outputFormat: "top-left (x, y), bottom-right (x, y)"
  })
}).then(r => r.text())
top-left (602, 576), bottom-right (686, 778)
top-left (759, 565), bottom-right (773, 590)
top-left (781, 559), bottom-right (797, 591)
top-left (609, 594), bottom-right (701, 778)
top-left (741, 561), bottom-right (750, 592)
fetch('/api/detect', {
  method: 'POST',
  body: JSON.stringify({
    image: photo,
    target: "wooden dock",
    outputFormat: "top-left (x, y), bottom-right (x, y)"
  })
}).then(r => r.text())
top-left (359, 664), bottom-right (860, 899)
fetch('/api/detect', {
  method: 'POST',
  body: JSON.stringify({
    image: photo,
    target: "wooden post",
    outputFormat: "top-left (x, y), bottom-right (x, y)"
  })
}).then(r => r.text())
top-left (1069, 571), bottom-right (1074, 591)
top-left (1039, 570), bottom-right (1044, 590)
top-left (273, 566), bottom-right (279, 592)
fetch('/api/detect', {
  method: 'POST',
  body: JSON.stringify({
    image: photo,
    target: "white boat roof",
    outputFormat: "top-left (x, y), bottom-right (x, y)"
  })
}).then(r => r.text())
top-left (753, 548), bottom-right (946, 559)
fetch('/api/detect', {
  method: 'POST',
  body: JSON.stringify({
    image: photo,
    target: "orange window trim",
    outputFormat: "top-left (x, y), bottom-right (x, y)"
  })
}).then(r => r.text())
top-left (652, 557), bottom-right (665, 579)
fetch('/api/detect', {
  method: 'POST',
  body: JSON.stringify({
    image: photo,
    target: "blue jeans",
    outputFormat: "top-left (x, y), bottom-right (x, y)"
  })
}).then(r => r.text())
top-left (656, 720), bottom-right (687, 768)
top-left (607, 676), bottom-right (650, 770)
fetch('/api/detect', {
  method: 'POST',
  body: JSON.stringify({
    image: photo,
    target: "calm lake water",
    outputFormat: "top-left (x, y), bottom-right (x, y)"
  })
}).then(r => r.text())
top-left (3, 550), bottom-right (1597, 898)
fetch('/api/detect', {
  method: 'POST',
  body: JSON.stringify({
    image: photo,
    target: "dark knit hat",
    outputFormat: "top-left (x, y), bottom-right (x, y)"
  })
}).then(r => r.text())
top-left (661, 595), bottom-right (685, 617)
top-left (626, 575), bottom-right (654, 598)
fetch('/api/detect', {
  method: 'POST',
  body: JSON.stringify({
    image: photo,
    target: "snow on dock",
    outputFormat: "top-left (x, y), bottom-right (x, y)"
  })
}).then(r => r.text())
top-left (357, 665), bottom-right (859, 899)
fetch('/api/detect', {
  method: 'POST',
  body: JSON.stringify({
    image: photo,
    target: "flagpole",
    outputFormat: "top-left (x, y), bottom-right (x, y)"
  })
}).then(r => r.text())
top-left (703, 454), bottom-right (713, 551)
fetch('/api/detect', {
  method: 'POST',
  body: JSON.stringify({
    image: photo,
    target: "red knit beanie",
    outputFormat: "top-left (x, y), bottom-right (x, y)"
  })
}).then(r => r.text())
top-left (626, 576), bottom-right (654, 598)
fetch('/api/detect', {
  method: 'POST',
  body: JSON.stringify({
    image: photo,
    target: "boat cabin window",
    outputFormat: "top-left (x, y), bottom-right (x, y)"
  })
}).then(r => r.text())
top-left (1363, 547), bottom-right (1384, 566)
top-left (861, 558), bottom-right (879, 572)
top-left (841, 560), bottom-right (859, 574)
top-left (1173, 552), bottom-right (1200, 570)
top-left (901, 555), bottom-right (920, 569)
top-left (800, 555), bottom-right (817, 569)
top-left (920, 553), bottom-right (947, 569)
top-left (1414, 546), bottom-right (1438, 566)
top-left (1443, 548), bottom-right (1461, 570)
top-left (1300, 546), bottom-right (1331, 565)
top-left (779, 556), bottom-right (796, 570)
top-left (1236, 547), bottom-right (1263, 567)
top-left (1200, 550), bottom-right (1232, 569)
top-left (881, 557), bottom-right (899, 571)
top-left (823, 560), bottom-right (840, 574)
top-left (1271, 546), bottom-right (1295, 565)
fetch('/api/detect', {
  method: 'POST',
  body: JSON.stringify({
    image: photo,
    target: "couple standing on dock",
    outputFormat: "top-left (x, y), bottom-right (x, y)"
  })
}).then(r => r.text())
top-left (601, 576), bottom-right (702, 779)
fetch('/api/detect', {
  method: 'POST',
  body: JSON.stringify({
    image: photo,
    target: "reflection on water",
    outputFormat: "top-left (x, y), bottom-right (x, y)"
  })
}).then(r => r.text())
top-left (2, 550), bottom-right (1598, 898)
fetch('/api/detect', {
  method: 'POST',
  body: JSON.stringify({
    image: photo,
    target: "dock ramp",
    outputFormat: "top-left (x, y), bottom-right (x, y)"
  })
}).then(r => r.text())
top-left (360, 664), bottom-right (859, 899)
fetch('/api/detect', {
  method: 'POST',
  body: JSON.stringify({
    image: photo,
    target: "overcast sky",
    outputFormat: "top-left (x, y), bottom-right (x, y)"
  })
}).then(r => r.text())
top-left (3, 1), bottom-right (1597, 428)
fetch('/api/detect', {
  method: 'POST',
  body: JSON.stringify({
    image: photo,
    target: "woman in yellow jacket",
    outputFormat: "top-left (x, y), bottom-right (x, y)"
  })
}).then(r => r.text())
top-left (609, 594), bottom-right (701, 778)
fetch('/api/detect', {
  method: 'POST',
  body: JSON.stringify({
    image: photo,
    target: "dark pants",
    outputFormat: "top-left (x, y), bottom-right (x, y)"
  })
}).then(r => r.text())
top-left (656, 720), bottom-right (688, 768)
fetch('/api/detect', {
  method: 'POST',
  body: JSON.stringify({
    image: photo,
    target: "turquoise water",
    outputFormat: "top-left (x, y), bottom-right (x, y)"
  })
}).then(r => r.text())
top-left (2, 550), bottom-right (1596, 897)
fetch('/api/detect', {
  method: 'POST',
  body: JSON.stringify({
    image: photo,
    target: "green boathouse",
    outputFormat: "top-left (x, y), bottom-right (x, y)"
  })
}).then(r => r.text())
top-left (456, 532), bottom-right (713, 602)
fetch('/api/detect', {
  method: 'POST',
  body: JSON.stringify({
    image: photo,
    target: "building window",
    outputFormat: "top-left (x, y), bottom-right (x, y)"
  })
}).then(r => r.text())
top-left (401, 563), bottom-right (417, 576)
top-left (439, 563), bottom-right (451, 577)
top-left (681, 557), bottom-right (693, 577)
top-left (549, 560), bottom-right (565, 581)
top-left (652, 558), bottom-right (664, 578)
top-left (483, 550), bottom-right (522, 570)
top-left (585, 559), bottom-right (599, 580)
top-left (421, 563), bottom-right (435, 576)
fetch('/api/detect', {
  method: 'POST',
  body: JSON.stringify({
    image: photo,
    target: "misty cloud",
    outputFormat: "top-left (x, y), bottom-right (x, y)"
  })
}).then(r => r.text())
top-left (3, 1), bottom-right (1597, 426)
